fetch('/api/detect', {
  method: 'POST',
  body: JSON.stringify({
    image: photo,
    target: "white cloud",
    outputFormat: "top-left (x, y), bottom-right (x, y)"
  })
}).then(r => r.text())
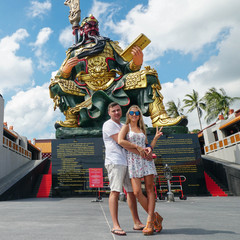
top-left (0, 29), bottom-right (33, 93)
top-left (89, 0), bottom-right (120, 35)
top-left (27, 0), bottom-right (51, 18)
top-left (108, 0), bottom-right (240, 60)
top-left (188, 27), bottom-right (240, 97)
top-left (31, 27), bottom-right (55, 71)
top-left (89, 0), bottom-right (112, 20)
top-left (32, 27), bottom-right (53, 47)
top-left (161, 26), bottom-right (240, 131)
top-left (4, 83), bottom-right (61, 140)
top-left (59, 26), bottom-right (73, 49)
top-left (51, 70), bottom-right (58, 80)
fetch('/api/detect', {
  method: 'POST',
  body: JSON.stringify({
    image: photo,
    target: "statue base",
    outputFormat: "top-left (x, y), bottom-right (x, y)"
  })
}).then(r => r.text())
top-left (55, 125), bottom-right (189, 139)
top-left (51, 129), bottom-right (208, 198)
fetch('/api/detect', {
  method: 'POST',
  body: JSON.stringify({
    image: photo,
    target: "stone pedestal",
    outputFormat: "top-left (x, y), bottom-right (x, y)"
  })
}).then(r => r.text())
top-left (51, 128), bottom-right (207, 197)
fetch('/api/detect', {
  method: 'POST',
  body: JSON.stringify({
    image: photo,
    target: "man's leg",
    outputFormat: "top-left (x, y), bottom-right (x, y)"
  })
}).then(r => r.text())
top-left (109, 191), bottom-right (121, 230)
top-left (106, 165), bottom-right (126, 235)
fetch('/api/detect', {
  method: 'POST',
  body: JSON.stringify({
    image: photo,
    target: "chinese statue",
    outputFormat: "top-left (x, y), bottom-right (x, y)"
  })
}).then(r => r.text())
top-left (49, 12), bottom-right (187, 133)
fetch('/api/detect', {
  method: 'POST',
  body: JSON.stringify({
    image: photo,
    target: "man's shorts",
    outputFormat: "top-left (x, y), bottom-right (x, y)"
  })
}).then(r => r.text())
top-left (105, 164), bottom-right (133, 192)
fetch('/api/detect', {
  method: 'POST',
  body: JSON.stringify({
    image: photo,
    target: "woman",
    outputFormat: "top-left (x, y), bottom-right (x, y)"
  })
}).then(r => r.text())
top-left (118, 105), bottom-right (163, 235)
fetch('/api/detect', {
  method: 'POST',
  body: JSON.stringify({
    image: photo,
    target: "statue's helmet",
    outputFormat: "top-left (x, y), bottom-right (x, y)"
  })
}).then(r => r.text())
top-left (80, 14), bottom-right (99, 28)
top-left (80, 14), bottom-right (99, 37)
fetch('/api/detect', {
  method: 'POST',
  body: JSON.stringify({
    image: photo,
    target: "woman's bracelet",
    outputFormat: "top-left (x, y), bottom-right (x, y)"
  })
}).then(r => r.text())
top-left (146, 143), bottom-right (153, 151)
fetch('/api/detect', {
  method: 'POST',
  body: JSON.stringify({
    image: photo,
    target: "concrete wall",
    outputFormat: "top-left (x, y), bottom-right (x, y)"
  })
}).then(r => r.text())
top-left (208, 144), bottom-right (240, 164)
top-left (0, 95), bottom-right (31, 180)
top-left (0, 147), bottom-right (30, 179)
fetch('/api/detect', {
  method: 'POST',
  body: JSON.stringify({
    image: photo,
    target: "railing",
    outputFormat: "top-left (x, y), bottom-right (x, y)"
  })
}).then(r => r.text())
top-left (2, 136), bottom-right (32, 159)
top-left (204, 132), bottom-right (240, 154)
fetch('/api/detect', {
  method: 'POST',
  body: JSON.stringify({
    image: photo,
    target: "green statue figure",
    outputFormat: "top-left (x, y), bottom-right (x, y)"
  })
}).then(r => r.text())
top-left (49, 14), bottom-right (187, 132)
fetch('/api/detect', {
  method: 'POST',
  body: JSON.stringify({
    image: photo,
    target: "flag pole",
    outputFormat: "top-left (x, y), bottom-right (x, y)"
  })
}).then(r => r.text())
top-left (64, 0), bottom-right (81, 44)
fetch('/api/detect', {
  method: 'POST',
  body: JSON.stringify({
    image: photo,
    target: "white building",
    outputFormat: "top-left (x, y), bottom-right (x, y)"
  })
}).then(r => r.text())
top-left (0, 95), bottom-right (41, 180)
top-left (199, 109), bottom-right (240, 164)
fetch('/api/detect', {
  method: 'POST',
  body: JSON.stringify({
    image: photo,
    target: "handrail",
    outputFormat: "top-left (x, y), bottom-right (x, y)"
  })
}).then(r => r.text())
top-left (204, 132), bottom-right (240, 154)
top-left (2, 136), bottom-right (32, 159)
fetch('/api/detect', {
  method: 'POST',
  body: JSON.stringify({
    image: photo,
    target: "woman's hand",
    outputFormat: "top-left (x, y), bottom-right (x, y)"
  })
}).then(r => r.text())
top-left (154, 126), bottom-right (163, 140)
top-left (144, 147), bottom-right (152, 155)
top-left (144, 147), bottom-right (153, 161)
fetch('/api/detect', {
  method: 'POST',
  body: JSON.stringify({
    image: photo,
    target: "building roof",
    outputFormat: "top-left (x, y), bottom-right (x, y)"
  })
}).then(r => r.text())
top-left (219, 115), bottom-right (240, 130)
top-left (3, 126), bottom-right (18, 139)
top-left (34, 139), bottom-right (52, 153)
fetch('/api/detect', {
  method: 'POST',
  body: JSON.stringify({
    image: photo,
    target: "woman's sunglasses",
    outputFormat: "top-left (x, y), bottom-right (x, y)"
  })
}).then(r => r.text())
top-left (129, 111), bottom-right (140, 116)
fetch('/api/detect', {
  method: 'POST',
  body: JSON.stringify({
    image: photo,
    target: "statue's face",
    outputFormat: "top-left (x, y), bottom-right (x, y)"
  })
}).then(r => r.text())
top-left (83, 21), bottom-right (99, 36)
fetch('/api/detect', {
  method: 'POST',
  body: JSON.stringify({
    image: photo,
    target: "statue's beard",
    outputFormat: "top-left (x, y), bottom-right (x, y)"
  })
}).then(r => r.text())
top-left (77, 31), bottom-right (99, 47)
top-left (69, 30), bottom-right (107, 56)
top-left (87, 31), bottom-right (99, 43)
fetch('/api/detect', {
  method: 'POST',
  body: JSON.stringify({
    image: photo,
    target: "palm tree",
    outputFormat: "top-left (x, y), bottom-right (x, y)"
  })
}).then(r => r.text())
top-left (204, 87), bottom-right (240, 123)
top-left (183, 89), bottom-right (206, 130)
top-left (166, 99), bottom-right (184, 118)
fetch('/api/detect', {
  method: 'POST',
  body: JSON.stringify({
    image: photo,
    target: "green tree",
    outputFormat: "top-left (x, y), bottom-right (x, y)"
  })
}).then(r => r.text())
top-left (166, 99), bottom-right (184, 118)
top-left (190, 129), bottom-right (201, 134)
top-left (204, 87), bottom-right (240, 123)
top-left (183, 89), bottom-right (206, 130)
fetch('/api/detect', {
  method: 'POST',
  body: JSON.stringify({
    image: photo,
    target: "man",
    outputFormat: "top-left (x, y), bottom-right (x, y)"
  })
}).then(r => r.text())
top-left (102, 102), bottom-right (145, 236)
top-left (49, 14), bottom-right (186, 130)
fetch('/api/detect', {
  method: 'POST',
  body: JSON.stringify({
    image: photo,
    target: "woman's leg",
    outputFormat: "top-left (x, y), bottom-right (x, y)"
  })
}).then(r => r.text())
top-left (144, 174), bottom-right (155, 222)
top-left (131, 178), bottom-right (148, 212)
top-left (141, 175), bottom-right (155, 235)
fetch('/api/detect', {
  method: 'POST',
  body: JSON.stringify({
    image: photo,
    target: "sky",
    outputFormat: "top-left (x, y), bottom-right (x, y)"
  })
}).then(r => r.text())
top-left (0, 0), bottom-right (240, 141)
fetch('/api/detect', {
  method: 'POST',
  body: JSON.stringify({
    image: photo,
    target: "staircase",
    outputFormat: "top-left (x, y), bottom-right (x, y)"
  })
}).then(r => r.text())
top-left (36, 162), bottom-right (52, 198)
top-left (204, 171), bottom-right (228, 196)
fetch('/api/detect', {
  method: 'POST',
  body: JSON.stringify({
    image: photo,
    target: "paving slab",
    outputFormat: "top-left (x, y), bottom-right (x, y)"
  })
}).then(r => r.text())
top-left (0, 196), bottom-right (240, 240)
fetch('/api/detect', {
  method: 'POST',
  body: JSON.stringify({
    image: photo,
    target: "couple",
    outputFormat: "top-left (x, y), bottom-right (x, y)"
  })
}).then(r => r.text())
top-left (102, 102), bottom-right (163, 236)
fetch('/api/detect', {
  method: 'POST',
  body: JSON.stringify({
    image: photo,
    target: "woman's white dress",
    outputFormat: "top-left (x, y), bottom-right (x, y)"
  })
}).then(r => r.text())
top-left (126, 125), bottom-right (157, 178)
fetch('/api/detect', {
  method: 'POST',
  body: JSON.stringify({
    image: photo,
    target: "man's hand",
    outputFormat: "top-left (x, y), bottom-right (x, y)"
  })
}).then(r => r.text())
top-left (62, 56), bottom-right (79, 74)
top-left (131, 46), bottom-right (143, 66)
top-left (136, 146), bottom-right (147, 158)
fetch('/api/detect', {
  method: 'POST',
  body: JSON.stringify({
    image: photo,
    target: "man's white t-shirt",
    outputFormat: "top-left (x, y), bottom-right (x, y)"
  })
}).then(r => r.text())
top-left (102, 119), bottom-right (127, 166)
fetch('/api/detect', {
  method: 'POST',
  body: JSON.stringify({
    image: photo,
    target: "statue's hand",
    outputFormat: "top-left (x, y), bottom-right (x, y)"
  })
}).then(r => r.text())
top-left (131, 46), bottom-right (143, 66)
top-left (62, 56), bottom-right (79, 74)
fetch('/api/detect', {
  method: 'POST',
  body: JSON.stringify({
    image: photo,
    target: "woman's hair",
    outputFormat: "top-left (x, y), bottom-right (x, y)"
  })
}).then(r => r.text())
top-left (125, 105), bottom-right (146, 135)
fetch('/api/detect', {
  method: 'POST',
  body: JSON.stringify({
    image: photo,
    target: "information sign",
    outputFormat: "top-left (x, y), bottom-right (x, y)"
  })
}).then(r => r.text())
top-left (89, 168), bottom-right (103, 188)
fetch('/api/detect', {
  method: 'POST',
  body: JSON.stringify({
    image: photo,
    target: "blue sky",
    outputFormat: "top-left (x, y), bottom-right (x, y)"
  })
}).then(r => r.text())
top-left (0, 0), bottom-right (240, 140)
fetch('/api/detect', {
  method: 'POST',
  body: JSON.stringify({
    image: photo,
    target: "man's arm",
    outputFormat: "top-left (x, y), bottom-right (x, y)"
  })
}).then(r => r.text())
top-left (110, 133), bottom-right (141, 155)
top-left (118, 125), bottom-right (147, 158)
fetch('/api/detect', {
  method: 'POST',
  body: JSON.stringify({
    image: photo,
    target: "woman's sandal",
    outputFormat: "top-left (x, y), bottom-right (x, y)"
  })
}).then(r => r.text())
top-left (142, 221), bottom-right (154, 235)
top-left (154, 212), bottom-right (163, 232)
